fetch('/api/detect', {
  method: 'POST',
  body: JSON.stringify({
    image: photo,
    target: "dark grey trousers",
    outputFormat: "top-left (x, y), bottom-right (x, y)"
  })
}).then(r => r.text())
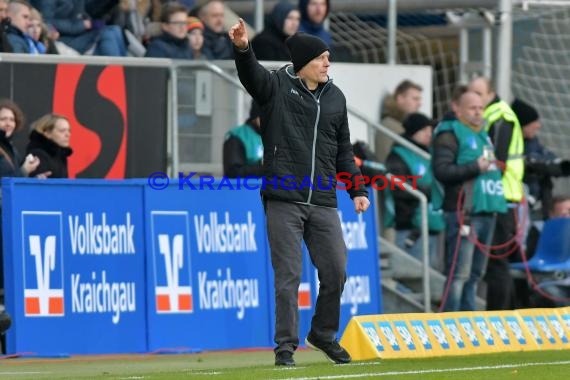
top-left (265, 199), bottom-right (347, 354)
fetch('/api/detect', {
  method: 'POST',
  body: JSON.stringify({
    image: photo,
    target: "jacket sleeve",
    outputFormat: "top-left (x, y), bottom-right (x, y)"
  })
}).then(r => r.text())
top-left (39, 0), bottom-right (88, 36)
top-left (487, 118), bottom-right (514, 164)
top-left (386, 152), bottom-right (430, 201)
top-left (233, 44), bottom-right (277, 107)
top-left (336, 108), bottom-right (368, 199)
top-left (223, 137), bottom-right (263, 178)
top-left (433, 131), bottom-right (481, 184)
top-left (6, 34), bottom-right (28, 53)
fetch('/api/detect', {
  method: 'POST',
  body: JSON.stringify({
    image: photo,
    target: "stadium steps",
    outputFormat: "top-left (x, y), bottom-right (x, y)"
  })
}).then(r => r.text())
top-left (380, 237), bottom-right (486, 313)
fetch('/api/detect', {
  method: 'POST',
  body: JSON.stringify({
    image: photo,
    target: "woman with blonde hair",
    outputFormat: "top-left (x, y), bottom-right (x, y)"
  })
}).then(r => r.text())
top-left (26, 113), bottom-right (73, 178)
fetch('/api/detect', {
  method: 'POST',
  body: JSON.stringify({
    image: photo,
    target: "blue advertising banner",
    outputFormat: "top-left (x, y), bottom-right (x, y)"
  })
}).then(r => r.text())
top-left (2, 179), bottom-right (147, 355)
top-left (143, 183), bottom-right (273, 351)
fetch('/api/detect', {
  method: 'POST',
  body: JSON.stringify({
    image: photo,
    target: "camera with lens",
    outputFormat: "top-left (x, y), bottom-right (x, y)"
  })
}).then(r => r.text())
top-left (525, 156), bottom-right (570, 178)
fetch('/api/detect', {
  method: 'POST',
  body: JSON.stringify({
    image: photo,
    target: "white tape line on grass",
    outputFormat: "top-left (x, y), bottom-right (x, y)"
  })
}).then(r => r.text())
top-left (280, 360), bottom-right (570, 380)
top-left (0, 372), bottom-right (50, 376)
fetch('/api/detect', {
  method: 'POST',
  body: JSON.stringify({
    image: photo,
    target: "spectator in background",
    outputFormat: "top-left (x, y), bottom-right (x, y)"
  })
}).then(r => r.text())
top-left (0, 0), bottom-right (12, 52)
top-left (432, 91), bottom-right (506, 311)
top-left (26, 113), bottom-right (73, 178)
top-left (38, 0), bottom-right (127, 56)
top-left (5, 0), bottom-right (33, 53)
top-left (223, 100), bottom-right (263, 178)
top-left (252, 1), bottom-right (300, 61)
top-left (28, 7), bottom-right (58, 54)
top-left (199, 0), bottom-right (233, 59)
top-left (186, 16), bottom-right (212, 60)
top-left (375, 80), bottom-right (423, 163)
top-left (298, 0), bottom-right (331, 46)
top-left (385, 113), bottom-right (444, 268)
top-left (145, 2), bottom-right (193, 59)
top-left (511, 98), bottom-right (570, 221)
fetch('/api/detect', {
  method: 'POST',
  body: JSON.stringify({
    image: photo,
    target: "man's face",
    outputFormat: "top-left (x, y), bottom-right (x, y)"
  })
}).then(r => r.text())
top-left (162, 11), bottom-right (189, 39)
top-left (203, 1), bottom-right (225, 33)
top-left (307, 0), bottom-right (328, 24)
top-left (0, 1), bottom-right (8, 21)
top-left (522, 120), bottom-right (541, 139)
top-left (8, 4), bottom-right (31, 33)
top-left (457, 92), bottom-right (485, 128)
top-left (468, 78), bottom-right (494, 107)
top-left (551, 200), bottom-right (570, 218)
top-left (299, 51), bottom-right (330, 86)
top-left (412, 126), bottom-right (433, 148)
top-left (283, 10), bottom-right (300, 36)
top-left (396, 88), bottom-right (422, 115)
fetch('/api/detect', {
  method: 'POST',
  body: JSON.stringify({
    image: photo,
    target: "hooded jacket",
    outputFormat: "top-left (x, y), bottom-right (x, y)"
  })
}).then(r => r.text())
top-left (26, 130), bottom-right (73, 178)
top-left (234, 45), bottom-right (367, 208)
top-left (251, 1), bottom-right (296, 61)
top-left (298, 0), bottom-right (332, 46)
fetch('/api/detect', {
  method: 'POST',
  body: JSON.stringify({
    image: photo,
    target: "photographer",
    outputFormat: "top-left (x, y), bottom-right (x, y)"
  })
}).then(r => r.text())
top-left (511, 98), bottom-right (570, 220)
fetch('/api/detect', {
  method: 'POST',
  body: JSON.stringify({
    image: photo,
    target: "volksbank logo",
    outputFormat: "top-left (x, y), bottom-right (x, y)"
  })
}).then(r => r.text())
top-left (22, 212), bottom-right (65, 317)
top-left (151, 212), bottom-right (193, 314)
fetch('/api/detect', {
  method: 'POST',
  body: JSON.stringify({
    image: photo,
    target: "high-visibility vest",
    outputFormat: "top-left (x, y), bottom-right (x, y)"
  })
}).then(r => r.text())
top-left (484, 100), bottom-right (525, 202)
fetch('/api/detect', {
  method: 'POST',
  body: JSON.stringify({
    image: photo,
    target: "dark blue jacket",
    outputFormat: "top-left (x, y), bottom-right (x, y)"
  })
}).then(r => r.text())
top-left (145, 32), bottom-right (194, 59)
top-left (38, 0), bottom-right (90, 37)
top-left (298, 0), bottom-right (332, 46)
top-left (5, 25), bottom-right (30, 53)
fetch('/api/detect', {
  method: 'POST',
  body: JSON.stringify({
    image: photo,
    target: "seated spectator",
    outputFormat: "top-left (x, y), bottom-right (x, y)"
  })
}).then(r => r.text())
top-left (0, 0), bottom-right (12, 52)
top-left (38, 0), bottom-right (127, 56)
top-left (198, 0), bottom-right (233, 59)
top-left (298, 0), bottom-right (331, 46)
top-left (223, 100), bottom-right (263, 178)
top-left (26, 113), bottom-right (73, 178)
top-left (145, 2), bottom-right (193, 59)
top-left (385, 113), bottom-right (444, 268)
top-left (5, 0), bottom-right (35, 54)
top-left (186, 16), bottom-right (212, 60)
top-left (252, 1), bottom-right (300, 61)
top-left (28, 7), bottom-right (59, 54)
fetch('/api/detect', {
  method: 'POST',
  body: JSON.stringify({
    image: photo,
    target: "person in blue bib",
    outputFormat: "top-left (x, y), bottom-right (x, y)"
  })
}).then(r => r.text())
top-left (386, 112), bottom-right (444, 268)
top-left (432, 91), bottom-right (507, 312)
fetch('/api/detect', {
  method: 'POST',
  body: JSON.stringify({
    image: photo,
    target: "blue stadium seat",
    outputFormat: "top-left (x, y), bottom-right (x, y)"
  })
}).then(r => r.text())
top-left (511, 217), bottom-right (570, 272)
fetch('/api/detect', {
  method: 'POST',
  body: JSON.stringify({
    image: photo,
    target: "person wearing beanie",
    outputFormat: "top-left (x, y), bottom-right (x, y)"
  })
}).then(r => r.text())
top-left (252, 1), bottom-right (301, 61)
top-left (145, 2), bottom-right (194, 59)
top-left (223, 100), bottom-right (263, 178)
top-left (512, 98), bottom-right (570, 221)
top-left (385, 113), bottom-right (444, 268)
top-left (229, 19), bottom-right (369, 366)
top-left (186, 16), bottom-right (213, 60)
top-left (298, 0), bottom-right (332, 46)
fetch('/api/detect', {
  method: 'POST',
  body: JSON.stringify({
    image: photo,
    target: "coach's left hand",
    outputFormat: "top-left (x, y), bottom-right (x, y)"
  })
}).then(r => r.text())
top-left (353, 196), bottom-right (370, 214)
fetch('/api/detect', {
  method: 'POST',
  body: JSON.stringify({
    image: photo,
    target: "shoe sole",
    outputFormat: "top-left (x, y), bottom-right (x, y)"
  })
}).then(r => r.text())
top-left (305, 337), bottom-right (350, 364)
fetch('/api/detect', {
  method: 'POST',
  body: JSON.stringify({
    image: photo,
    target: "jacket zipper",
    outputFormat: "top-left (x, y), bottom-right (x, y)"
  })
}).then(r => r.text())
top-left (298, 79), bottom-right (331, 204)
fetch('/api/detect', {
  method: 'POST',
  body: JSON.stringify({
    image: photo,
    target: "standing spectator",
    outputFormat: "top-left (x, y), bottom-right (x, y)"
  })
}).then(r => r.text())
top-left (375, 80), bottom-right (423, 163)
top-left (0, 0), bottom-right (13, 52)
top-left (38, 0), bottom-right (127, 56)
top-left (229, 19), bottom-right (369, 365)
top-left (468, 76), bottom-right (525, 311)
top-left (145, 2), bottom-right (193, 59)
top-left (198, 0), bottom-right (233, 59)
top-left (385, 113), bottom-right (444, 268)
top-left (223, 100), bottom-right (263, 178)
top-left (298, 0), bottom-right (331, 46)
top-left (252, 0), bottom-right (300, 61)
top-left (5, 0), bottom-right (33, 53)
top-left (432, 91), bottom-right (506, 312)
top-left (186, 16), bottom-right (212, 60)
top-left (26, 113), bottom-right (73, 178)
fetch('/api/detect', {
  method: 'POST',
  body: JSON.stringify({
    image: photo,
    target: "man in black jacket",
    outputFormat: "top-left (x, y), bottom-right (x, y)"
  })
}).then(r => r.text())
top-left (229, 19), bottom-right (369, 366)
top-left (0, 0), bottom-right (13, 53)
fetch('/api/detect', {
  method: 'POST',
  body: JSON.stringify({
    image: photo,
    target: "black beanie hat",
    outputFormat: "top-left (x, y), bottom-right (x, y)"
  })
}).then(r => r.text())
top-left (285, 32), bottom-right (329, 72)
top-left (511, 98), bottom-right (539, 127)
top-left (403, 113), bottom-right (434, 137)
